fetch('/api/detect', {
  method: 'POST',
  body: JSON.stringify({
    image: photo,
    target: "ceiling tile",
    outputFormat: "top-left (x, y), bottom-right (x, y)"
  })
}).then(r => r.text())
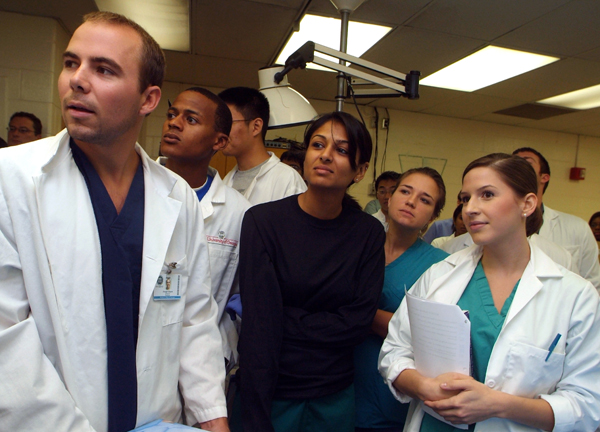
top-left (407, 0), bottom-right (571, 41)
top-left (495, 0), bottom-right (600, 57)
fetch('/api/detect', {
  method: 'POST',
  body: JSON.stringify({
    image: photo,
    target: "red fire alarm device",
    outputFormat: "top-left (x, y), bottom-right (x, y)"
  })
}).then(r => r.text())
top-left (569, 167), bottom-right (586, 180)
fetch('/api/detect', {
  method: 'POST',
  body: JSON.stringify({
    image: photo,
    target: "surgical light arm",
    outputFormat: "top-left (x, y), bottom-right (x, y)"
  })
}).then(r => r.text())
top-left (274, 41), bottom-right (420, 99)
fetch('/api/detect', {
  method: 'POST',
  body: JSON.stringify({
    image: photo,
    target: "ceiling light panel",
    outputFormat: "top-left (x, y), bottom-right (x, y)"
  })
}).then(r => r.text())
top-left (538, 84), bottom-right (600, 110)
top-left (95, 0), bottom-right (190, 52)
top-left (275, 14), bottom-right (392, 72)
top-left (420, 46), bottom-right (559, 92)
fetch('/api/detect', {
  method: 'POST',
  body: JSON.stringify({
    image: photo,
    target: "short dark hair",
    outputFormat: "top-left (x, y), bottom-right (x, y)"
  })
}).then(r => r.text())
top-left (184, 87), bottom-right (232, 136)
top-left (397, 167), bottom-right (446, 221)
top-left (218, 87), bottom-right (270, 140)
top-left (453, 203), bottom-right (463, 222)
top-left (589, 212), bottom-right (600, 226)
top-left (375, 171), bottom-right (400, 190)
top-left (280, 149), bottom-right (305, 165)
top-left (10, 112), bottom-right (42, 136)
top-left (463, 153), bottom-right (543, 236)
top-left (303, 112), bottom-right (372, 173)
top-left (512, 147), bottom-right (550, 193)
top-left (83, 11), bottom-right (166, 92)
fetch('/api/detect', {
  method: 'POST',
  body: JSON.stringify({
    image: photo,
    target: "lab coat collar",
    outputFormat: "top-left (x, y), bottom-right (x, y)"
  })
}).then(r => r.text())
top-left (199, 167), bottom-right (226, 220)
top-left (427, 241), bottom-right (564, 324)
top-left (425, 245), bottom-right (482, 304)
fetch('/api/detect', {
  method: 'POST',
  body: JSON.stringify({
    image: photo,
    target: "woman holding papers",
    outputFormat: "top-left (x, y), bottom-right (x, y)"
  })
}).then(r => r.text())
top-left (235, 112), bottom-right (385, 432)
top-left (379, 153), bottom-right (600, 432)
top-left (355, 167), bottom-right (448, 432)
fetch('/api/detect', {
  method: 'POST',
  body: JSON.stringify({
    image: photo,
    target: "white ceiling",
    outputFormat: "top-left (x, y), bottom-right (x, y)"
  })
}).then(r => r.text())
top-left (3, 0), bottom-right (600, 136)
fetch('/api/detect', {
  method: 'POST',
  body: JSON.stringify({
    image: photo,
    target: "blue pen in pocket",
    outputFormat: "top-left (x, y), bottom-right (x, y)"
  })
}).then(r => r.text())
top-left (545, 333), bottom-right (562, 362)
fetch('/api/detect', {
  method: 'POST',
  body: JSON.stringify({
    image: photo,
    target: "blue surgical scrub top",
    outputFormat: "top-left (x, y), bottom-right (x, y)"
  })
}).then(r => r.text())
top-left (354, 239), bottom-right (448, 429)
top-left (420, 261), bottom-right (519, 432)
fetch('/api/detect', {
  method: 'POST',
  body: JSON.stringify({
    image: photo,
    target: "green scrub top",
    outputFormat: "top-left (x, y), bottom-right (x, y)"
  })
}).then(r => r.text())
top-left (420, 261), bottom-right (520, 432)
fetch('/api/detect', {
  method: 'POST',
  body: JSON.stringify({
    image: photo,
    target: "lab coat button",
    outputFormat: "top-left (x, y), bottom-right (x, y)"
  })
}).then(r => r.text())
top-left (486, 379), bottom-right (495, 387)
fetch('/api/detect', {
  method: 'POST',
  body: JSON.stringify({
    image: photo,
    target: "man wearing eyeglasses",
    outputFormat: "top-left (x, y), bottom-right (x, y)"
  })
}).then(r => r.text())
top-left (6, 112), bottom-right (42, 146)
top-left (372, 171), bottom-right (400, 232)
top-left (218, 87), bottom-right (306, 206)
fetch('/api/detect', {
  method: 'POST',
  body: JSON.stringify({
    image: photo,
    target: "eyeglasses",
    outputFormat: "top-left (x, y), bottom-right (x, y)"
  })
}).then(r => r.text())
top-left (7, 126), bottom-right (34, 134)
top-left (377, 188), bottom-right (395, 196)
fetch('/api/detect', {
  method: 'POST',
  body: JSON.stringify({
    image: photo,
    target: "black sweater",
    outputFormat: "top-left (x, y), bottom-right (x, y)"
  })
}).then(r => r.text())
top-left (238, 195), bottom-right (385, 431)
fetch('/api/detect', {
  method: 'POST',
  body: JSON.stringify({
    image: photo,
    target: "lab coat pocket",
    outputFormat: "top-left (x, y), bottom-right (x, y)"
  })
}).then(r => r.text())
top-left (502, 341), bottom-right (565, 397)
top-left (159, 255), bottom-right (188, 327)
top-left (208, 247), bottom-right (238, 301)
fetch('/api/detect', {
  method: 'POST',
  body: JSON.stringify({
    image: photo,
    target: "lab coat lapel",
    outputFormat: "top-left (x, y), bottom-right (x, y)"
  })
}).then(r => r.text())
top-left (503, 243), bottom-right (562, 326)
top-left (138, 149), bottom-right (182, 324)
top-left (539, 206), bottom-right (559, 238)
top-left (427, 246), bottom-right (481, 304)
top-left (33, 131), bottom-right (108, 413)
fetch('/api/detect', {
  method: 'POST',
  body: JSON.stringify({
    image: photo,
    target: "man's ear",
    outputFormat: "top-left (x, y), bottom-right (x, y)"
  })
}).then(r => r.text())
top-left (540, 173), bottom-right (550, 186)
top-left (250, 118), bottom-right (264, 139)
top-left (213, 133), bottom-right (229, 152)
top-left (140, 86), bottom-right (161, 116)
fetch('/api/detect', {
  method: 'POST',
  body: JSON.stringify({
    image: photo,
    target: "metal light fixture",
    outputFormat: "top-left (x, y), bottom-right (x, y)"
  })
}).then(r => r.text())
top-left (258, 66), bottom-right (318, 129)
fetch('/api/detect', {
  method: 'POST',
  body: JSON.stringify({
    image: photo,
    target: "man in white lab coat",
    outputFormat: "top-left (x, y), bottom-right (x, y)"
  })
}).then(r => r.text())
top-left (218, 87), bottom-right (306, 206)
top-left (0, 12), bottom-right (228, 432)
top-left (159, 87), bottom-right (250, 369)
top-left (513, 147), bottom-right (600, 290)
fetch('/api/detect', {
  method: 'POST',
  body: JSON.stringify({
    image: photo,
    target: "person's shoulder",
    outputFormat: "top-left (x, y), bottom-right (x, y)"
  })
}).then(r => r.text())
top-left (546, 206), bottom-right (587, 227)
top-left (221, 182), bottom-right (251, 211)
top-left (418, 238), bottom-right (450, 260)
top-left (0, 132), bottom-right (71, 187)
top-left (246, 194), bottom-right (296, 219)
top-left (271, 159), bottom-right (305, 181)
top-left (346, 204), bottom-right (386, 235)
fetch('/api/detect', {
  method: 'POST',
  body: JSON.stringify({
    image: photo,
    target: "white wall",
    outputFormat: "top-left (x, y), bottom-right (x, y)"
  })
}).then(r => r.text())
top-left (0, 11), bottom-right (69, 140)
top-left (254, 103), bottom-right (600, 223)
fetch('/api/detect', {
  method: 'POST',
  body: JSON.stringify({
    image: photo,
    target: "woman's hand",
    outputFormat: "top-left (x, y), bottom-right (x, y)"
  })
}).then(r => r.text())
top-left (419, 372), bottom-right (472, 402)
top-left (393, 370), bottom-right (470, 402)
top-left (424, 378), bottom-right (502, 425)
top-left (424, 378), bottom-right (555, 430)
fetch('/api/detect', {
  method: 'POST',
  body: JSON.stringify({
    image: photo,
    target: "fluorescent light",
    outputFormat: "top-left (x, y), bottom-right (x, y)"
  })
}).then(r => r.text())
top-left (95, 0), bottom-right (190, 52)
top-left (537, 84), bottom-right (600, 110)
top-left (276, 14), bottom-right (392, 72)
top-left (421, 46), bottom-right (559, 92)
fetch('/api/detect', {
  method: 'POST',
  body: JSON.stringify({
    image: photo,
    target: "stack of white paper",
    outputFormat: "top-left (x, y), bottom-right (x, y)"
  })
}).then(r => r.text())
top-left (406, 292), bottom-right (471, 429)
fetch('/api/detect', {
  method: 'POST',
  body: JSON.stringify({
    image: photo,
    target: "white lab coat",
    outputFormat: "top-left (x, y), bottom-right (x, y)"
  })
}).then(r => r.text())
top-left (430, 233), bottom-right (455, 249)
top-left (372, 208), bottom-right (388, 232)
top-left (440, 232), bottom-right (577, 274)
top-left (0, 130), bottom-right (227, 431)
top-left (379, 243), bottom-right (600, 432)
top-left (539, 206), bottom-right (600, 290)
top-left (223, 152), bottom-right (306, 206)
top-left (200, 167), bottom-right (250, 367)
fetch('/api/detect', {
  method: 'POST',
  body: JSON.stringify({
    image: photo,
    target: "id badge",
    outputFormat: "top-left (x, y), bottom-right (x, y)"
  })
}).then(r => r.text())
top-left (154, 272), bottom-right (182, 300)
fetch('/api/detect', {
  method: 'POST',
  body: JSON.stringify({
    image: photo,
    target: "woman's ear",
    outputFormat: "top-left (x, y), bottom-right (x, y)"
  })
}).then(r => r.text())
top-left (353, 162), bottom-right (369, 183)
top-left (522, 192), bottom-right (538, 217)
